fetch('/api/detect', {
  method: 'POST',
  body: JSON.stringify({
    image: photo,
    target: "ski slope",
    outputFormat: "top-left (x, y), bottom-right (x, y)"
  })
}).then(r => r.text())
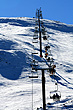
top-left (0, 17), bottom-right (73, 110)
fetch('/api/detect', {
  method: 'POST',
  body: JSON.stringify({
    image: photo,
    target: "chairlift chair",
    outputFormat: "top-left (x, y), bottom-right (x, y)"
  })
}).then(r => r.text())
top-left (48, 69), bottom-right (55, 75)
top-left (34, 33), bottom-right (38, 37)
top-left (40, 11), bottom-right (43, 19)
top-left (41, 27), bottom-right (45, 32)
top-left (35, 20), bottom-right (38, 24)
top-left (50, 90), bottom-right (61, 101)
top-left (43, 36), bottom-right (47, 40)
top-left (48, 35), bottom-right (50, 38)
top-left (35, 26), bottom-right (38, 30)
top-left (29, 70), bottom-right (38, 78)
top-left (45, 52), bottom-right (48, 58)
top-left (32, 39), bottom-right (38, 43)
top-left (48, 65), bottom-right (56, 75)
top-left (42, 31), bottom-right (46, 35)
top-left (47, 57), bottom-right (54, 63)
top-left (47, 57), bottom-right (53, 61)
top-left (33, 36), bottom-right (38, 39)
top-left (41, 24), bottom-right (44, 28)
top-left (31, 60), bottom-right (38, 67)
top-left (47, 57), bottom-right (50, 61)
top-left (41, 21), bottom-right (44, 25)
top-left (45, 46), bottom-right (50, 50)
top-left (34, 30), bottom-right (38, 33)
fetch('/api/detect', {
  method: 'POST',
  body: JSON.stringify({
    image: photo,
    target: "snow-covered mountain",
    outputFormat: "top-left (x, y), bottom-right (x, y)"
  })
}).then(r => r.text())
top-left (0, 17), bottom-right (73, 110)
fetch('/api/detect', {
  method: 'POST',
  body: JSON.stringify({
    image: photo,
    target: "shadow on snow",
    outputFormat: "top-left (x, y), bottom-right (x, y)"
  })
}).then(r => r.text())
top-left (44, 22), bottom-right (73, 33)
top-left (0, 18), bottom-right (34, 27)
top-left (0, 39), bottom-right (17, 50)
top-left (47, 97), bottom-right (73, 109)
top-left (0, 39), bottom-right (29, 80)
top-left (50, 72), bottom-right (73, 89)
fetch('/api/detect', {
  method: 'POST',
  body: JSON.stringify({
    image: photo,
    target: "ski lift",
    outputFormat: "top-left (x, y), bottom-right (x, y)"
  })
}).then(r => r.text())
top-left (48, 65), bottom-right (56, 75)
top-left (29, 71), bottom-right (38, 78)
top-left (43, 36), bottom-right (47, 40)
top-left (48, 35), bottom-right (50, 38)
top-left (41, 21), bottom-right (44, 25)
top-left (42, 31), bottom-right (46, 35)
top-left (33, 36), bottom-right (38, 39)
top-left (29, 66), bottom-right (38, 78)
top-left (45, 52), bottom-right (48, 58)
top-left (47, 58), bottom-right (54, 64)
top-left (50, 82), bottom-right (61, 101)
top-left (48, 68), bottom-right (55, 75)
top-left (31, 60), bottom-right (38, 67)
top-left (41, 27), bottom-right (45, 32)
top-left (47, 57), bottom-right (50, 61)
top-left (34, 32), bottom-right (38, 37)
top-left (34, 30), bottom-right (38, 33)
top-left (35, 26), bottom-right (38, 29)
top-left (50, 90), bottom-right (61, 101)
top-left (35, 20), bottom-right (38, 25)
top-left (32, 39), bottom-right (38, 43)
top-left (45, 46), bottom-right (50, 50)
top-left (41, 24), bottom-right (44, 28)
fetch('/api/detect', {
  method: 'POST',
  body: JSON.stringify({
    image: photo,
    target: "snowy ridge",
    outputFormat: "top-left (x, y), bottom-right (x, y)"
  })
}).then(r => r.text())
top-left (0, 17), bottom-right (73, 110)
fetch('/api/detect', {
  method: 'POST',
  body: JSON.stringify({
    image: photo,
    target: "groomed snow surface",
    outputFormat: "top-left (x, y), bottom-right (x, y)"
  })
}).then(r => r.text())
top-left (0, 17), bottom-right (73, 110)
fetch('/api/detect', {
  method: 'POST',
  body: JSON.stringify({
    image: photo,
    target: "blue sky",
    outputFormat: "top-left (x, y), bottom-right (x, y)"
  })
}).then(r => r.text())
top-left (0, 0), bottom-right (73, 24)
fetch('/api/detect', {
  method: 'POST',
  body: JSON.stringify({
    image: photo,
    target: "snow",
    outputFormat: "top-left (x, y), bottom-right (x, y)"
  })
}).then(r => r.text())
top-left (0, 17), bottom-right (73, 110)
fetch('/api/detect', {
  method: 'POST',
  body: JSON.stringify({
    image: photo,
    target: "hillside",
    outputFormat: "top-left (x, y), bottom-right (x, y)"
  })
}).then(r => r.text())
top-left (0, 17), bottom-right (73, 110)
